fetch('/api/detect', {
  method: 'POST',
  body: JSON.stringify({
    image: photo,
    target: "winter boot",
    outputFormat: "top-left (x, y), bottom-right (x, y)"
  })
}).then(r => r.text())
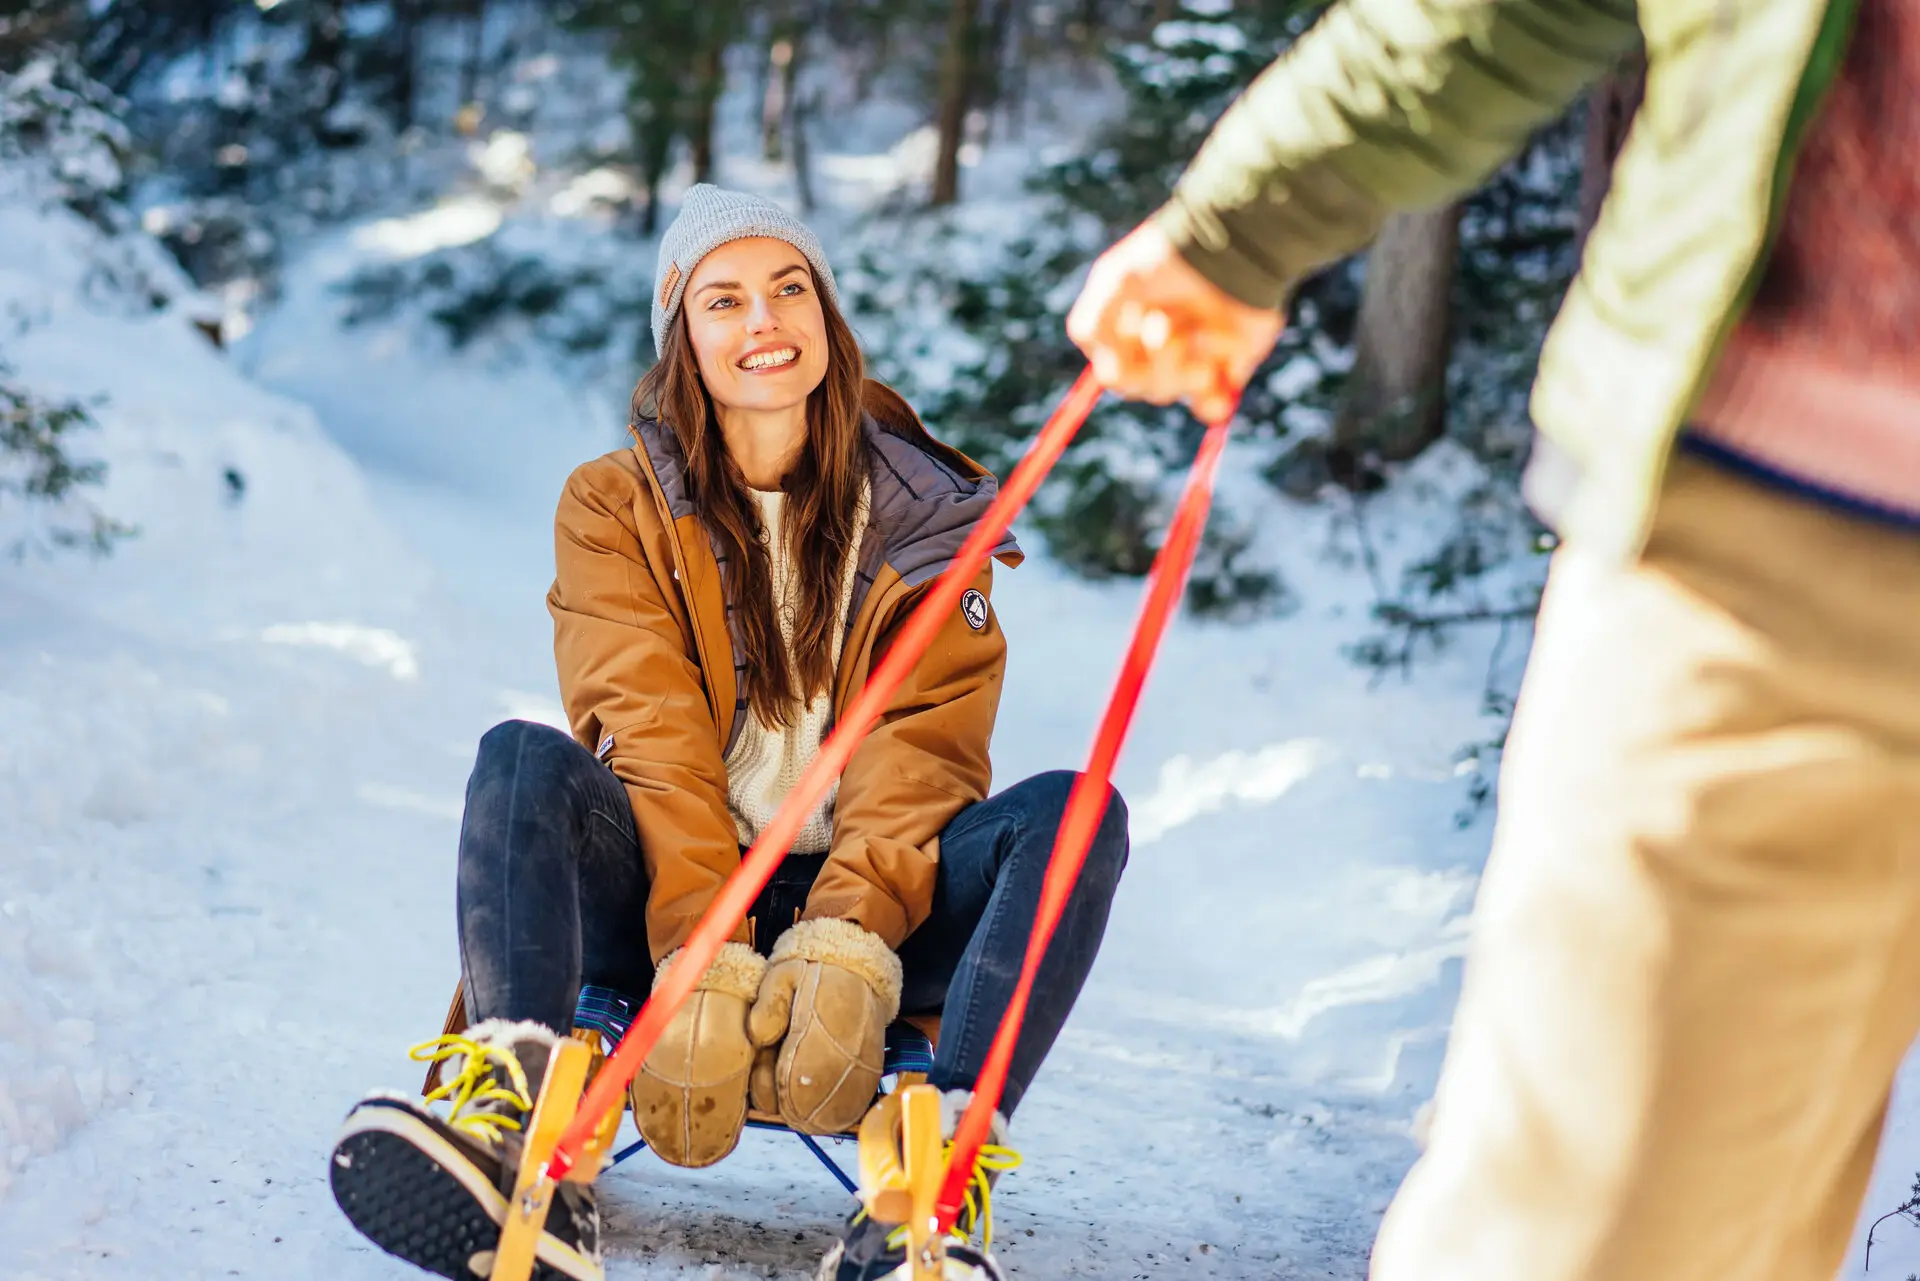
top-left (814, 1090), bottom-right (1020, 1281)
top-left (329, 1019), bottom-right (602, 1281)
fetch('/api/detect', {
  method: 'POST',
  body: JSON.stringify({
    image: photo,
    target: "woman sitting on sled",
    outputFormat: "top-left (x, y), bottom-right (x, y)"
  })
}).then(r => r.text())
top-left (327, 185), bottom-right (1130, 1281)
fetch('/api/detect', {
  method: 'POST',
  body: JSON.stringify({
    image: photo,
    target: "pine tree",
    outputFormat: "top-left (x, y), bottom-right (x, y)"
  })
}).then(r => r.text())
top-left (0, 358), bottom-right (122, 553)
top-left (560, 0), bottom-right (746, 233)
top-left (855, 0), bottom-right (1583, 616)
top-left (0, 52), bottom-right (135, 553)
top-left (0, 1), bottom-right (79, 73)
top-left (78, 0), bottom-right (237, 91)
top-left (1332, 203), bottom-right (1463, 477)
top-left (930, 0), bottom-right (979, 206)
top-left (851, 0), bottom-right (1325, 611)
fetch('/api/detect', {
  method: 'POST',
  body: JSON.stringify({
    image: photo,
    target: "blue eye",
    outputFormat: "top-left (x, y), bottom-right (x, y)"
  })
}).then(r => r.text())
top-left (779, 281), bottom-right (805, 296)
top-left (707, 296), bottom-right (735, 310)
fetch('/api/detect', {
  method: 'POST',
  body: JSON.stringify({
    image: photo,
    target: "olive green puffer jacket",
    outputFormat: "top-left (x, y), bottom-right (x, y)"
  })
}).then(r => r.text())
top-left (1155, 0), bottom-right (1860, 560)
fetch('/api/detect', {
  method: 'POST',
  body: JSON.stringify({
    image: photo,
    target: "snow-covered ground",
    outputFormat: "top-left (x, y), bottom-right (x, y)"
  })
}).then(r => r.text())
top-left (6, 55), bottom-right (1920, 1281)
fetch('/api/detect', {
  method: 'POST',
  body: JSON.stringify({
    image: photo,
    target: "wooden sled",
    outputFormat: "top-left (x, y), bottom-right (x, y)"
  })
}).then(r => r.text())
top-left (485, 1041), bottom-right (953, 1281)
top-left (426, 981), bottom-right (938, 1196)
top-left (424, 980), bottom-right (952, 1281)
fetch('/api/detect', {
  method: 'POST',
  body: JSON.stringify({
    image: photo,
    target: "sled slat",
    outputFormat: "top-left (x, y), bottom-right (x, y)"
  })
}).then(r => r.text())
top-left (902, 1085), bottom-right (946, 1281)
top-left (492, 1037), bottom-right (592, 1281)
top-left (569, 1031), bottom-right (622, 1183)
top-left (857, 1093), bottom-right (913, 1225)
top-left (856, 1084), bottom-right (948, 1279)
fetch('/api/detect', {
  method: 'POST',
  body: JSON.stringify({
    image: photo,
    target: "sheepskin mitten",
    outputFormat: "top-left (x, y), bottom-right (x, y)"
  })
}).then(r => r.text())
top-left (748, 918), bottom-right (902, 1135)
top-left (629, 941), bottom-right (767, 1168)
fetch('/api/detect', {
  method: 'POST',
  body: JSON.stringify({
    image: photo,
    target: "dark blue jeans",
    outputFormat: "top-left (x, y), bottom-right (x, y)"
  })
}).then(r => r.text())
top-left (456, 719), bottom-right (1129, 1116)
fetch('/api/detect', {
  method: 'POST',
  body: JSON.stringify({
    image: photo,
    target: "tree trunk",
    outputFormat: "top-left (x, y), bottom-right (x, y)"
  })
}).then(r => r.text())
top-left (197, 0), bottom-right (225, 83)
top-left (688, 43), bottom-right (723, 184)
top-left (639, 135), bottom-right (668, 238)
top-left (306, 0), bottom-right (348, 115)
top-left (459, 0), bottom-right (487, 110)
top-left (762, 35), bottom-right (796, 161)
top-left (389, 0), bottom-right (422, 131)
top-left (1333, 203), bottom-right (1465, 471)
top-left (930, 0), bottom-right (978, 207)
top-left (1001, 0), bottom-right (1032, 133)
top-left (792, 81), bottom-right (817, 213)
top-left (974, 0), bottom-right (1013, 144)
top-left (0, 2), bottom-right (77, 72)
top-left (636, 105), bottom-right (676, 239)
top-left (782, 33), bottom-right (815, 207)
top-left (1576, 50), bottom-right (1646, 248)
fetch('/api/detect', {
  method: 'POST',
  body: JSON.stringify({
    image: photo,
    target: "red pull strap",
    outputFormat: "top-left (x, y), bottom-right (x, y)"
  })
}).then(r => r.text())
top-left (933, 405), bottom-right (1235, 1232)
top-left (545, 370), bottom-right (1107, 1180)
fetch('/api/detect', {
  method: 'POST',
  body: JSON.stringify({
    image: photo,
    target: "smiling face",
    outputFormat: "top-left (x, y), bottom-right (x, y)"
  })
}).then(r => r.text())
top-left (682, 236), bottom-right (830, 423)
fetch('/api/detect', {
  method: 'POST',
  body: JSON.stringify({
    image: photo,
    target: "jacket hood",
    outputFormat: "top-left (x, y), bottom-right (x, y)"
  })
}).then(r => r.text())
top-left (629, 413), bottom-right (1023, 601)
top-left (630, 412), bottom-right (1021, 756)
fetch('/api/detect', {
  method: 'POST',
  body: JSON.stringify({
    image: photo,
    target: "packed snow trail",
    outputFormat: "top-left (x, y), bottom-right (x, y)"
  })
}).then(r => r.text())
top-left (0, 191), bottom-right (1500, 1277)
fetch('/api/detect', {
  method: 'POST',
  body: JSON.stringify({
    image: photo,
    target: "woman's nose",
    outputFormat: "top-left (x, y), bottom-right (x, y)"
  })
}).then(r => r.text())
top-left (744, 295), bottom-right (778, 332)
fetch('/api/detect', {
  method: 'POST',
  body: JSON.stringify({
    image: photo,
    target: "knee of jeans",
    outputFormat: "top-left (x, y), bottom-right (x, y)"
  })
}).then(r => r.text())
top-left (1021, 768), bottom-right (1079, 814)
top-left (473, 719), bottom-right (580, 785)
top-left (1087, 783), bottom-right (1129, 887)
top-left (1023, 770), bottom-right (1129, 884)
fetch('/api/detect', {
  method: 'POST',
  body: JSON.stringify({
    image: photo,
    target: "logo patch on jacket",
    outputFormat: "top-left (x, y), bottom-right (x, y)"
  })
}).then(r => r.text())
top-left (960, 589), bottom-right (989, 632)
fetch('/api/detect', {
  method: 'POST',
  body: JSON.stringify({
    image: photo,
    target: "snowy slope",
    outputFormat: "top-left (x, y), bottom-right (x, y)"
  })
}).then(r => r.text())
top-left (6, 57), bottom-right (1920, 1281)
top-left (0, 169), bottom-right (463, 1270)
top-left (0, 146), bottom-right (1493, 1279)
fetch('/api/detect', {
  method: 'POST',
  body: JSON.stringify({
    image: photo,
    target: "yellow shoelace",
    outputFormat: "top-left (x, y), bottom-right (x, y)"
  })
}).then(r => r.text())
top-left (408, 1033), bottom-right (534, 1145)
top-left (869, 1141), bottom-right (1024, 1255)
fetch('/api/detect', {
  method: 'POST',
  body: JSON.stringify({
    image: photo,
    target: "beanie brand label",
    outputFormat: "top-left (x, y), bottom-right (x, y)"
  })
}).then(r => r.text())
top-left (658, 262), bottom-right (681, 310)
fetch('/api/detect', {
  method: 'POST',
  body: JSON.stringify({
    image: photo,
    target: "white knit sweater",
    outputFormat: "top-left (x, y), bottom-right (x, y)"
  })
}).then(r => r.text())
top-left (724, 485), bottom-right (870, 853)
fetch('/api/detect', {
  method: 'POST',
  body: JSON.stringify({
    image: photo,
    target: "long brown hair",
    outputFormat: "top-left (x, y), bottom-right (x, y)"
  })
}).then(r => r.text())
top-left (632, 282), bottom-right (912, 729)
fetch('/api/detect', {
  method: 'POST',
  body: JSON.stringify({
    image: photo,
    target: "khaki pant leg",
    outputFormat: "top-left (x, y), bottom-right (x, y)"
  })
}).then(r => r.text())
top-left (1767, 1097), bottom-right (1886, 1281)
top-left (1371, 455), bottom-right (1920, 1281)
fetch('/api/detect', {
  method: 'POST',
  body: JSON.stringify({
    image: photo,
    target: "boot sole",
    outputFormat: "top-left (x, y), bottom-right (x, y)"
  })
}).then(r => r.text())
top-left (815, 1237), bottom-right (1006, 1280)
top-left (330, 1102), bottom-right (600, 1281)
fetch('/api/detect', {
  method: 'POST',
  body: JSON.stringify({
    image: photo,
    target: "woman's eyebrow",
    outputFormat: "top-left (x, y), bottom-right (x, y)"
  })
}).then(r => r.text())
top-left (694, 264), bottom-right (805, 296)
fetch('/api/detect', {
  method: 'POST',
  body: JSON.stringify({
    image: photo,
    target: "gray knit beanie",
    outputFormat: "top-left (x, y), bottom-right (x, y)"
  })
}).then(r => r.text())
top-left (651, 184), bottom-right (840, 355)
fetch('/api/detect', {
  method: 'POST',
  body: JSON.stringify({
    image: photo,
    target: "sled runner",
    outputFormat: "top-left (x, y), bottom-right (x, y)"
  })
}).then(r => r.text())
top-left (476, 1034), bottom-right (962, 1281)
top-left (412, 980), bottom-right (953, 1281)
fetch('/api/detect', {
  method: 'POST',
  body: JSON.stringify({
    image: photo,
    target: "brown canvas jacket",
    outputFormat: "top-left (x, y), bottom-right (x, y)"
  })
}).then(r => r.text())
top-left (548, 412), bottom-right (1023, 961)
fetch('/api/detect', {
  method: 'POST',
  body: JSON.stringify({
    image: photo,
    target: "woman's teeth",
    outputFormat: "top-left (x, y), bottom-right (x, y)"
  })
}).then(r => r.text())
top-left (740, 348), bottom-right (798, 371)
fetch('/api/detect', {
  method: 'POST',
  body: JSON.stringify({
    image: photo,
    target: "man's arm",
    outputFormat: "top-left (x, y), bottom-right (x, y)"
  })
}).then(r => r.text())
top-left (1070, 0), bottom-right (1639, 417)
top-left (1160, 0), bottom-right (1641, 308)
